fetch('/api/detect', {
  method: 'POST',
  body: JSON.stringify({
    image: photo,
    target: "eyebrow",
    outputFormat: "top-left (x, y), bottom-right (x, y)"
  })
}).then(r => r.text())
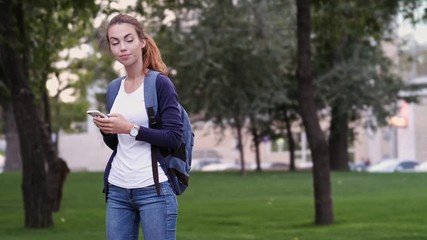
top-left (109, 33), bottom-right (134, 42)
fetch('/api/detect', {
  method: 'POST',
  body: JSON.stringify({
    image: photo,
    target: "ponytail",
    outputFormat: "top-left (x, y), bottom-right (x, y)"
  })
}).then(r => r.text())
top-left (143, 35), bottom-right (168, 76)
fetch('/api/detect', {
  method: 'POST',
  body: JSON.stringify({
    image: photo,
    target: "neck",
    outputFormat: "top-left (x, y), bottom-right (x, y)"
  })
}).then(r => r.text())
top-left (125, 58), bottom-right (145, 82)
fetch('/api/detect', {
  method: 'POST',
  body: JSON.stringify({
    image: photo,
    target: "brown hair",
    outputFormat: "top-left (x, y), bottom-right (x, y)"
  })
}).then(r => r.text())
top-left (105, 14), bottom-right (168, 75)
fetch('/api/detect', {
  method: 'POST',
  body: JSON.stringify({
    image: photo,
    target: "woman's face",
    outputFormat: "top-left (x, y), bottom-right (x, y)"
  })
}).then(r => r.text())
top-left (107, 23), bottom-right (146, 67)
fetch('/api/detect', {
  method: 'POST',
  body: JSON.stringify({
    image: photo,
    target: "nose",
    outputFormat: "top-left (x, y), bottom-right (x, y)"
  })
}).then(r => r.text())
top-left (120, 41), bottom-right (126, 51)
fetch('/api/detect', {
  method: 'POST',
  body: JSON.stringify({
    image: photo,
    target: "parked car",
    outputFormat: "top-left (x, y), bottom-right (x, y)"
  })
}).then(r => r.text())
top-left (267, 162), bottom-right (289, 171)
top-left (414, 161), bottom-right (427, 172)
top-left (349, 162), bottom-right (369, 172)
top-left (191, 149), bottom-right (224, 171)
top-left (296, 161), bottom-right (313, 170)
top-left (249, 162), bottom-right (289, 171)
top-left (201, 162), bottom-right (239, 172)
top-left (367, 159), bottom-right (420, 173)
top-left (191, 159), bottom-right (222, 171)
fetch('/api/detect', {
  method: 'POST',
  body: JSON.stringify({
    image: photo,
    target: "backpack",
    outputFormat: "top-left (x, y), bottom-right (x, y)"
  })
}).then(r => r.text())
top-left (144, 70), bottom-right (194, 195)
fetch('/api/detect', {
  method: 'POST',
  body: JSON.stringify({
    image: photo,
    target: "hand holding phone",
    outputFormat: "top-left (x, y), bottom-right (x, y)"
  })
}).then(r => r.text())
top-left (87, 110), bottom-right (108, 118)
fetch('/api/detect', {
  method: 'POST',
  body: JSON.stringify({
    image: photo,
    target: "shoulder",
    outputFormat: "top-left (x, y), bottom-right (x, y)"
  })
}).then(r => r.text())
top-left (155, 73), bottom-right (176, 91)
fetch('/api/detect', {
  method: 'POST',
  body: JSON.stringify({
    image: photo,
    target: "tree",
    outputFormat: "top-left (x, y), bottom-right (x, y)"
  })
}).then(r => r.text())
top-left (0, 0), bottom-right (57, 227)
top-left (244, 1), bottom-right (298, 172)
top-left (2, 0), bottom-right (98, 169)
top-left (0, 0), bottom-right (96, 228)
top-left (296, 0), bottom-right (334, 225)
top-left (152, 0), bottom-right (296, 173)
top-left (312, 0), bottom-right (421, 170)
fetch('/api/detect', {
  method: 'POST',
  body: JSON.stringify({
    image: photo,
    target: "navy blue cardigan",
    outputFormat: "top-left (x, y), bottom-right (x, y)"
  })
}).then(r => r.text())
top-left (102, 72), bottom-right (183, 199)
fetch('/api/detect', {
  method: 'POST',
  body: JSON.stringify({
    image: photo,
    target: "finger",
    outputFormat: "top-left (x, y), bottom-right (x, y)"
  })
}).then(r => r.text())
top-left (107, 113), bottom-right (120, 118)
top-left (94, 117), bottom-right (110, 123)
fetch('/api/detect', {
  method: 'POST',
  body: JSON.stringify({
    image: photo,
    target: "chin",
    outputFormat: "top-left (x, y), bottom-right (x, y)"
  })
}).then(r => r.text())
top-left (117, 59), bottom-right (132, 67)
top-left (118, 59), bottom-right (137, 67)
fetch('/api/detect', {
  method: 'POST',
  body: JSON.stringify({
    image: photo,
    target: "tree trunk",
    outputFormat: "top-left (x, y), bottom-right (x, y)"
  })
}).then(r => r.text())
top-left (329, 103), bottom-right (350, 171)
top-left (50, 157), bottom-right (70, 212)
top-left (249, 115), bottom-right (262, 172)
top-left (3, 102), bottom-right (22, 171)
top-left (2, 62), bottom-right (53, 227)
top-left (283, 110), bottom-right (296, 171)
top-left (296, 0), bottom-right (334, 225)
top-left (234, 115), bottom-right (246, 176)
top-left (251, 127), bottom-right (261, 172)
top-left (0, 0), bottom-right (69, 227)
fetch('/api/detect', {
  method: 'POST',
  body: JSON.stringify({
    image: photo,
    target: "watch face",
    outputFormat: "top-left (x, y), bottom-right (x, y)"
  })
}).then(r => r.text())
top-left (130, 127), bottom-right (138, 137)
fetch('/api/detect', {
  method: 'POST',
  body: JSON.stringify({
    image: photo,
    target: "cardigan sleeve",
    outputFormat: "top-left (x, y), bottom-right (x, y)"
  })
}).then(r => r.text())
top-left (135, 74), bottom-right (183, 149)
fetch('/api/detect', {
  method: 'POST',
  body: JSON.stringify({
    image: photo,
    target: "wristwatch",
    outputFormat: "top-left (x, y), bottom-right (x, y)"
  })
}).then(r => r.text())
top-left (129, 124), bottom-right (139, 137)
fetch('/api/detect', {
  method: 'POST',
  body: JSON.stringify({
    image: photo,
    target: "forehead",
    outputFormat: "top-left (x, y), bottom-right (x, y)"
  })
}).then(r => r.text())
top-left (108, 23), bottom-right (138, 39)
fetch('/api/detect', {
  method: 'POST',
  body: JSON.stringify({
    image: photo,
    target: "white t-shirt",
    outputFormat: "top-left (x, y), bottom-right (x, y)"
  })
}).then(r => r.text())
top-left (108, 78), bottom-right (168, 189)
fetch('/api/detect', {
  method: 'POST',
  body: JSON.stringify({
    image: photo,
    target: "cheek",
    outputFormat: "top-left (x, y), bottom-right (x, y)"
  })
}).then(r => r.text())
top-left (109, 45), bottom-right (121, 58)
top-left (129, 43), bottom-right (141, 53)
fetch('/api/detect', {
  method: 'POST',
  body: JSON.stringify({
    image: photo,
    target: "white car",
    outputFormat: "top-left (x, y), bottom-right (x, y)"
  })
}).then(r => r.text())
top-left (191, 159), bottom-right (222, 171)
top-left (414, 161), bottom-right (427, 172)
top-left (367, 159), bottom-right (419, 173)
top-left (201, 162), bottom-right (239, 171)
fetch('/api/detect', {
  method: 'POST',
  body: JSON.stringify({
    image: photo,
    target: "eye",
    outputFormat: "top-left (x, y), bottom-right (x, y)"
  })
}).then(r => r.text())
top-left (126, 38), bottom-right (134, 43)
top-left (110, 41), bottom-right (119, 46)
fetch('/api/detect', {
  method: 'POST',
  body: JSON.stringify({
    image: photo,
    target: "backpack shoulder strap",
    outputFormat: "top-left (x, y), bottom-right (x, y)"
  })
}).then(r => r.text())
top-left (144, 69), bottom-right (162, 196)
top-left (106, 76), bottom-right (126, 112)
top-left (144, 69), bottom-right (160, 125)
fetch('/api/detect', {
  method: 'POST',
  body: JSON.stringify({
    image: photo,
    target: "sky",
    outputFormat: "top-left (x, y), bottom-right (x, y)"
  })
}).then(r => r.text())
top-left (397, 10), bottom-right (427, 45)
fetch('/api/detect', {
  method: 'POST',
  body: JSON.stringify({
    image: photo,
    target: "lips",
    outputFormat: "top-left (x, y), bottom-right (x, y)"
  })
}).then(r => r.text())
top-left (119, 54), bottom-right (130, 60)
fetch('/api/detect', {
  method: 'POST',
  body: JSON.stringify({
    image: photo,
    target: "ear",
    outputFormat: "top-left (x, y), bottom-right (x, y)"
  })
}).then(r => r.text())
top-left (140, 39), bottom-right (146, 49)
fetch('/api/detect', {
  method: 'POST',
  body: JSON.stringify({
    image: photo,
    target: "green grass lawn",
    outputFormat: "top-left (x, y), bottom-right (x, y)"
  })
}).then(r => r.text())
top-left (1, 171), bottom-right (427, 240)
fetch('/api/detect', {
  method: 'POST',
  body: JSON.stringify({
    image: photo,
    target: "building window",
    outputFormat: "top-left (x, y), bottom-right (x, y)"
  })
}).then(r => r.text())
top-left (270, 133), bottom-right (302, 153)
top-left (271, 138), bottom-right (285, 152)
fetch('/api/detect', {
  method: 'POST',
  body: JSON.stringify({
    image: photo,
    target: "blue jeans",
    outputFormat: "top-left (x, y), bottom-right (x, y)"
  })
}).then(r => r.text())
top-left (106, 182), bottom-right (178, 240)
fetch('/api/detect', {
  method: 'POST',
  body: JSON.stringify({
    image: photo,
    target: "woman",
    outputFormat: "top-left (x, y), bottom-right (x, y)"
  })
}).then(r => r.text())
top-left (93, 14), bottom-right (182, 240)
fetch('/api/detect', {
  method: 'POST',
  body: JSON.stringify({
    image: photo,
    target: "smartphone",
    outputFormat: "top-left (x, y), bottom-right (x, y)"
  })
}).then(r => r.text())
top-left (87, 110), bottom-right (108, 118)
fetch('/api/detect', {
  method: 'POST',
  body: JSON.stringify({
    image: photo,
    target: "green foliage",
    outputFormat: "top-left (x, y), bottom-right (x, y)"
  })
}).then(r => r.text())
top-left (313, 0), bottom-right (400, 43)
top-left (316, 42), bottom-right (405, 124)
top-left (23, 0), bottom-right (98, 92)
top-left (1, 172), bottom-right (427, 239)
top-left (398, 0), bottom-right (426, 25)
top-left (312, 1), bottom-right (417, 128)
top-left (0, 0), bottom-right (100, 133)
top-left (50, 99), bottom-right (89, 133)
top-left (152, 1), bottom-right (296, 128)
